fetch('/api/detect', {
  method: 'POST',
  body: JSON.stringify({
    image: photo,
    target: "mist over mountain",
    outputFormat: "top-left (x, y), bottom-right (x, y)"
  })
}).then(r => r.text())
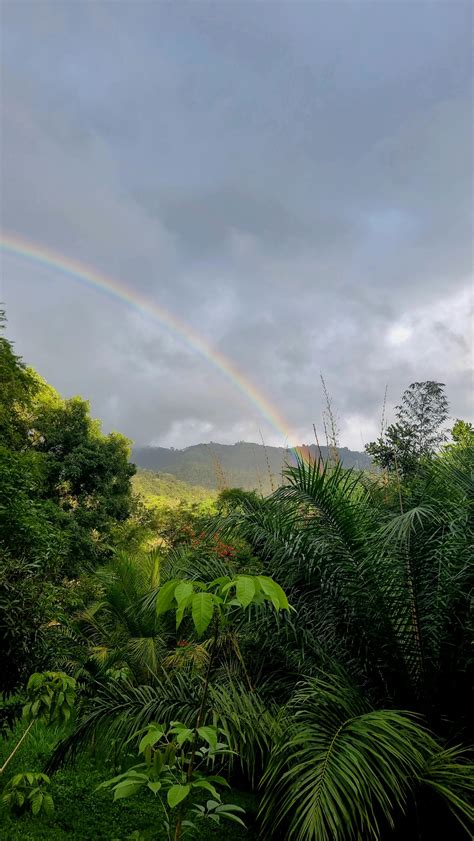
top-left (132, 441), bottom-right (372, 491)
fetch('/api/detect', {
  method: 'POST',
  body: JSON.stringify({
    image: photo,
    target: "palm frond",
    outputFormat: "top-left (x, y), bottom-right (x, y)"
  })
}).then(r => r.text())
top-left (260, 675), bottom-right (470, 841)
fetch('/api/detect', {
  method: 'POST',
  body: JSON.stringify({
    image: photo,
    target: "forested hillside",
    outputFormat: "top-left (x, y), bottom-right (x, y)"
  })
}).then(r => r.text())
top-left (132, 468), bottom-right (216, 509)
top-left (132, 441), bottom-right (372, 491)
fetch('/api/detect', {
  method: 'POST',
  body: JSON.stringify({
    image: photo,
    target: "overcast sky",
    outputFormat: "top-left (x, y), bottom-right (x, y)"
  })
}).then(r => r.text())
top-left (1, 1), bottom-right (472, 449)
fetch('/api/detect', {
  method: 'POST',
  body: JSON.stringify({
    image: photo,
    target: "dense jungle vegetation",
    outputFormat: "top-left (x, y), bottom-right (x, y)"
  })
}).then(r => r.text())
top-left (1, 313), bottom-right (473, 840)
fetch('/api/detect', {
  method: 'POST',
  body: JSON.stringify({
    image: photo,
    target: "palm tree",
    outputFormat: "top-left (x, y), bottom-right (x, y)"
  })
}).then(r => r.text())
top-left (68, 549), bottom-right (168, 683)
top-left (216, 448), bottom-right (473, 839)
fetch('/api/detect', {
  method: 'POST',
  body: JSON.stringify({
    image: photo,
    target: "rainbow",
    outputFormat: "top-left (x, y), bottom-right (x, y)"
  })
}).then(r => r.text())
top-left (0, 232), bottom-right (307, 457)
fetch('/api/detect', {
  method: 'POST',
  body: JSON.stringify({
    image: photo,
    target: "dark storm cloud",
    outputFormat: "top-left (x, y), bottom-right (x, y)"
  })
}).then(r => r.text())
top-left (1, 0), bottom-right (472, 448)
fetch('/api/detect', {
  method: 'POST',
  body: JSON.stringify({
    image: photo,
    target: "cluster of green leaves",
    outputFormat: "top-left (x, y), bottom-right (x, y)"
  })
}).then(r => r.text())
top-left (1, 772), bottom-right (54, 817)
top-left (99, 720), bottom-right (245, 835)
top-left (23, 673), bottom-right (76, 727)
top-left (157, 574), bottom-right (290, 636)
top-left (366, 381), bottom-right (449, 474)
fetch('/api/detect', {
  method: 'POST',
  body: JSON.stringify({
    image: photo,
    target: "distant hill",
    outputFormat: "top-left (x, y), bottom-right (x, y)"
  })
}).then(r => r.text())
top-left (132, 468), bottom-right (216, 508)
top-left (132, 442), bottom-right (372, 492)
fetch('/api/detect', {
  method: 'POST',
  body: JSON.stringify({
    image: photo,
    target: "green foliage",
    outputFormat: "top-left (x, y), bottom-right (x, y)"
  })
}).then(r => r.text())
top-left (1, 317), bottom-right (472, 840)
top-left (0, 718), bottom-right (254, 840)
top-left (133, 442), bottom-right (371, 492)
top-left (0, 315), bottom-right (142, 695)
top-left (447, 419), bottom-right (474, 450)
top-left (0, 310), bottom-right (38, 449)
top-left (133, 469), bottom-right (216, 511)
top-left (69, 549), bottom-right (167, 683)
top-left (366, 381), bottom-right (449, 474)
top-left (23, 673), bottom-right (76, 727)
top-left (2, 772), bottom-right (54, 817)
top-left (260, 676), bottom-right (473, 841)
top-left (30, 390), bottom-right (136, 570)
top-left (156, 574), bottom-right (290, 636)
top-left (99, 720), bottom-right (245, 836)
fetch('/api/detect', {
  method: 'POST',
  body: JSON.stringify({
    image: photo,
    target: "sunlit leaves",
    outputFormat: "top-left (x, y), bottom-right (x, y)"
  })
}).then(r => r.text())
top-left (235, 575), bottom-right (256, 608)
top-left (154, 573), bottom-right (290, 636)
top-left (167, 783), bottom-right (190, 808)
top-left (190, 592), bottom-right (213, 636)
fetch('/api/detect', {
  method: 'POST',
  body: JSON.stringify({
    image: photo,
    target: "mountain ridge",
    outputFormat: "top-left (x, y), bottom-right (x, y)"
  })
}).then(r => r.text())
top-left (132, 441), bottom-right (372, 492)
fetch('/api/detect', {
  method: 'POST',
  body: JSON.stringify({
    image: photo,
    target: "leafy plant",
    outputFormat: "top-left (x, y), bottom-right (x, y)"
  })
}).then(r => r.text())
top-left (260, 676), bottom-right (473, 841)
top-left (1, 672), bottom-right (76, 775)
top-left (97, 573), bottom-right (289, 839)
top-left (99, 720), bottom-right (245, 839)
top-left (366, 381), bottom-right (449, 474)
top-left (155, 573), bottom-right (289, 637)
top-left (1, 771), bottom-right (54, 817)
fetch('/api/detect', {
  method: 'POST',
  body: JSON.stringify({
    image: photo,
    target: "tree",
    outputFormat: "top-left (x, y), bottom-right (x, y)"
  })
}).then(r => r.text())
top-left (447, 419), bottom-right (474, 450)
top-left (69, 549), bottom-right (167, 684)
top-left (366, 381), bottom-right (449, 474)
top-left (0, 309), bottom-right (38, 450)
top-left (214, 453), bottom-right (473, 838)
top-left (0, 313), bottom-right (139, 695)
top-left (30, 387), bottom-right (136, 569)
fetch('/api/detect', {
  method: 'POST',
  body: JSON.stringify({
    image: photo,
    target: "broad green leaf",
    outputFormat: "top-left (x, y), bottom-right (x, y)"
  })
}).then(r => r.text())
top-left (120, 771), bottom-right (149, 782)
top-left (147, 781), bottom-right (162, 795)
top-left (216, 804), bottom-right (245, 814)
top-left (176, 728), bottom-right (194, 747)
top-left (167, 784), bottom-right (190, 809)
top-left (43, 793), bottom-right (54, 816)
top-left (206, 775), bottom-right (230, 788)
top-left (156, 580), bottom-right (178, 615)
top-left (257, 576), bottom-right (289, 610)
top-left (209, 576), bottom-right (231, 590)
top-left (218, 810), bottom-right (246, 827)
top-left (30, 791), bottom-right (43, 816)
top-left (197, 726), bottom-right (218, 752)
top-left (27, 673), bottom-right (42, 690)
top-left (175, 581), bottom-right (194, 606)
top-left (192, 780), bottom-right (220, 799)
top-left (235, 575), bottom-right (256, 608)
top-left (191, 592), bottom-right (214, 636)
top-left (176, 593), bottom-right (193, 629)
top-left (139, 727), bottom-right (165, 753)
top-left (113, 781), bottom-right (144, 800)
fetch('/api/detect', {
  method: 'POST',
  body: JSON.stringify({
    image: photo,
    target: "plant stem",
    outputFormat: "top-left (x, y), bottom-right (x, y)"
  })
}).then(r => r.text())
top-left (174, 614), bottom-right (220, 841)
top-left (188, 614), bottom-right (220, 780)
top-left (0, 719), bottom-right (36, 774)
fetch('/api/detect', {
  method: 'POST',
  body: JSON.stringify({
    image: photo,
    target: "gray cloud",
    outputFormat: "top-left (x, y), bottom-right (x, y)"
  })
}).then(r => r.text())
top-left (1, 1), bottom-right (472, 449)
